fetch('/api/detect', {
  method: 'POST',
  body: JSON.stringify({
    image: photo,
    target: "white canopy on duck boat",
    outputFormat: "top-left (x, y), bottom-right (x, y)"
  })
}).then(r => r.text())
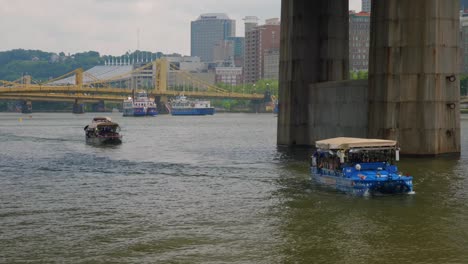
top-left (87, 117), bottom-right (119, 129)
top-left (93, 117), bottom-right (112, 123)
top-left (315, 137), bottom-right (397, 150)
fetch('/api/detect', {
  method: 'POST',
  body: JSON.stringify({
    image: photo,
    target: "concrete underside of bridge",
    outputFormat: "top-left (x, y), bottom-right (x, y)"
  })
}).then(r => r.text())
top-left (278, 0), bottom-right (461, 155)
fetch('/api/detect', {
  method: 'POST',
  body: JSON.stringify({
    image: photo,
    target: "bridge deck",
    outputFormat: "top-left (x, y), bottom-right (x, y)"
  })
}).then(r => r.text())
top-left (0, 85), bottom-right (264, 101)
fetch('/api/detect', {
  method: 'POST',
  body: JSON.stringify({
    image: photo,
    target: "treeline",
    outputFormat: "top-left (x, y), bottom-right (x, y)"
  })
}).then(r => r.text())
top-left (460, 75), bottom-right (468, 96)
top-left (0, 49), bottom-right (163, 112)
top-left (212, 80), bottom-right (278, 111)
top-left (0, 50), bottom-right (102, 81)
top-left (0, 49), bottom-right (163, 82)
top-left (350, 70), bottom-right (368, 80)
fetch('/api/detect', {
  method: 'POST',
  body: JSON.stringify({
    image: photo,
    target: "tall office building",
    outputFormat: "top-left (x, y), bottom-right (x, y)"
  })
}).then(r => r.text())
top-left (215, 67), bottom-right (243, 86)
top-left (227, 37), bottom-right (245, 67)
top-left (462, 0), bottom-right (468, 10)
top-left (244, 18), bottom-right (280, 83)
top-left (461, 11), bottom-right (468, 73)
top-left (213, 40), bottom-right (235, 63)
top-left (243, 16), bottom-right (259, 33)
top-left (461, 2), bottom-right (468, 74)
top-left (362, 0), bottom-right (371, 12)
top-left (263, 49), bottom-right (280, 80)
top-left (191, 13), bottom-right (236, 62)
top-left (349, 11), bottom-right (370, 71)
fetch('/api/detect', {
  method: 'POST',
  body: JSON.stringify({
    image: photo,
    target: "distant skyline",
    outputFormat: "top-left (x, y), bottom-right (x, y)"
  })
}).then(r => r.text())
top-left (1, 0), bottom-right (361, 56)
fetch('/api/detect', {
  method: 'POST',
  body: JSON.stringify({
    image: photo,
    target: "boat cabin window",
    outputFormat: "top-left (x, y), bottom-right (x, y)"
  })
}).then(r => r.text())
top-left (313, 152), bottom-right (342, 172)
top-left (347, 149), bottom-right (394, 165)
top-left (313, 148), bottom-right (396, 170)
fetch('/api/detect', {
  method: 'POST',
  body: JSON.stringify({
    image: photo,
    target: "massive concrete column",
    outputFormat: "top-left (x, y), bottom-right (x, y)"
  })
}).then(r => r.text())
top-left (21, 100), bottom-right (32, 114)
top-left (278, 0), bottom-right (349, 146)
top-left (368, 0), bottom-right (461, 155)
top-left (73, 99), bottom-right (85, 114)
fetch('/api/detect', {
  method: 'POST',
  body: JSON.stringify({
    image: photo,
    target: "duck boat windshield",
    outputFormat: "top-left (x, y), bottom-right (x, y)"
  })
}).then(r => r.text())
top-left (311, 137), bottom-right (413, 196)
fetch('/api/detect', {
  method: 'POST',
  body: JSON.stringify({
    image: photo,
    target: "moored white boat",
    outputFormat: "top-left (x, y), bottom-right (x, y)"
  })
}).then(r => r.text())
top-left (169, 95), bottom-right (215, 116)
top-left (123, 91), bottom-right (158, 117)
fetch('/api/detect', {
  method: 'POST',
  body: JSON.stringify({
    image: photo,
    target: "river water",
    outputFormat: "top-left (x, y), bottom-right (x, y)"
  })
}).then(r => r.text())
top-left (0, 113), bottom-right (467, 263)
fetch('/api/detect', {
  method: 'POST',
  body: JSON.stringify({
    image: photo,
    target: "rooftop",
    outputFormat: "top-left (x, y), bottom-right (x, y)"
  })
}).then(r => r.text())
top-left (196, 13), bottom-right (231, 21)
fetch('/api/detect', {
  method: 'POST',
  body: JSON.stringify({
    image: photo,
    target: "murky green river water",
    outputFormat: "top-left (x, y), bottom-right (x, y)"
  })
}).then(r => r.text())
top-left (0, 113), bottom-right (467, 263)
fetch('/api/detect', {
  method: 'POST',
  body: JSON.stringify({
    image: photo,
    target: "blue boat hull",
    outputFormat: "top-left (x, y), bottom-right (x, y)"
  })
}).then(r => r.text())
top-left (147, 107), bottom-right (158, 116)
top-left (123, 107), bottom-right (157, 117)
top-left (171, 108), bottom-right (215, 116)
top-left (310, 167), bottom-right (414, 196)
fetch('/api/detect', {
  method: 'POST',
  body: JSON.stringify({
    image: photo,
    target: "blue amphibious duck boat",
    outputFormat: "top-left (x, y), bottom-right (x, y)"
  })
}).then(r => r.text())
top-left (310, 137), bottom-right (414, 196)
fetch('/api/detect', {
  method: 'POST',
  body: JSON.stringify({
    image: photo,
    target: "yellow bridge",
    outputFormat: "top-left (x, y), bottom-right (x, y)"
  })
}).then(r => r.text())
top-left (0, 58), bottom-right (264, 104)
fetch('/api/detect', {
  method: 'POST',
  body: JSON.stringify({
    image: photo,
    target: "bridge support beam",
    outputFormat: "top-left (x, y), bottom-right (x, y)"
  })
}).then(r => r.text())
top-left (92, 100), bottom-right (106, 112)
top-left (368, 0), bottom-right (461, 155)
top-left (155, 96), bottom-right (169, 114)
top-left (277, 0), bottom-right (349, 145)
top-left (21, 100), bottom-right (32, 114)
top-left (73, 99), bottom-right (85, 114)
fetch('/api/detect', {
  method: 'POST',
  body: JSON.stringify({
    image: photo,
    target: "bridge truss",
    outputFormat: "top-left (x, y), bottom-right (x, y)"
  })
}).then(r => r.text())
top-left (0, 59), bottom-right (264, 103)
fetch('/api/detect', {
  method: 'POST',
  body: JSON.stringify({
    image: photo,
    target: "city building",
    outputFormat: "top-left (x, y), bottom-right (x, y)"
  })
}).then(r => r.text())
top-left (166, 55), bottom-right (206, 72)
top-left (244, 18), bottom-right (281, 84)
top-left (462, 0), bottom-right (468, 10)
top-left (215, 67), bottom-right (243, 86)
top-left (461, 11), bottom-right (468, 73)
top-left (213, 40), bottom-right (235, 63)
top-left (362, 0), bottom-right (371, 12)
top-left (263, 49), bottom-right (280, 80)
top-left (191, 13), bottom-right (236, 62)
top-left (227, 36), bottom-right (245, 67)
top-left (164, 56), bottom-right (215, 87)
top-left (243, 16), bottom-right (259, 33)
top-left (349, 11), bottom-right (370, 72)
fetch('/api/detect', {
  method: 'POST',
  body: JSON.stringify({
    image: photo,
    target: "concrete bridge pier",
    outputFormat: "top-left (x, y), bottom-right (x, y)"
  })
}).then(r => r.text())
top-left (91, 100), bottom-right (106, 112)
top-left (21, 100), bottom-right (32, 114)
top-left (368, 0), bottom-right (461, 155)
top-left (72, 99), bottom-right (85, 114)
top-left (277, 0), bottom-right (349, 146)
top-left (155, 96), bottom-right (169, 114)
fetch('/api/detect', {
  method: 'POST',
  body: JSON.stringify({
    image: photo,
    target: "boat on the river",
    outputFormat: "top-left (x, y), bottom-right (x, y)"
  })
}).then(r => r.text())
top-left (123, 91), bottom-right (158, 117)
top-left (310, 137), bottom-right (414, 196)
top-left (169, 95), bottom-right (215, 116)
top-left (84, 117), bottom-right (122, 144)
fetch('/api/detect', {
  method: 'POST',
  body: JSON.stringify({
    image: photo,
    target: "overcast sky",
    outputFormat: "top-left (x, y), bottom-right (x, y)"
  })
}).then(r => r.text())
top-left (1, 0), bottom-right (362, 56)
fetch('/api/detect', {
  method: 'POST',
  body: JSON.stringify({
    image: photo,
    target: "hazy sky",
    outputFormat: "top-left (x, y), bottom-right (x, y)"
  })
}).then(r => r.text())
top-left (1, 0), bottom-right (362, 56)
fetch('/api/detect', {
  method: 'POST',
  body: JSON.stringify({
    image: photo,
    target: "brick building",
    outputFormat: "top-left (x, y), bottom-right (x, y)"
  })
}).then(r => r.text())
top-left (244, 18), bottom-right (280, 84)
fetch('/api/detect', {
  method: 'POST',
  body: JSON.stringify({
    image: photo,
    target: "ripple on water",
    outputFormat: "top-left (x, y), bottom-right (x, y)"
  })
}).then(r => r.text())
top-left (0, 113), bottom-right (467, 263)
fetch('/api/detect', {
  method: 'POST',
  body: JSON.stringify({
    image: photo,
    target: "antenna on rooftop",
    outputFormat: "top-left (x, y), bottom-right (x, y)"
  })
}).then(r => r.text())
top-left (137, 28), bottom-right (140, 51)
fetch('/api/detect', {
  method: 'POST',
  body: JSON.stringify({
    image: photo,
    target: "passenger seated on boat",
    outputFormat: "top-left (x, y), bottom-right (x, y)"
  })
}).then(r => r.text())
top-left (318, 161), bottom-right (324, 173)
